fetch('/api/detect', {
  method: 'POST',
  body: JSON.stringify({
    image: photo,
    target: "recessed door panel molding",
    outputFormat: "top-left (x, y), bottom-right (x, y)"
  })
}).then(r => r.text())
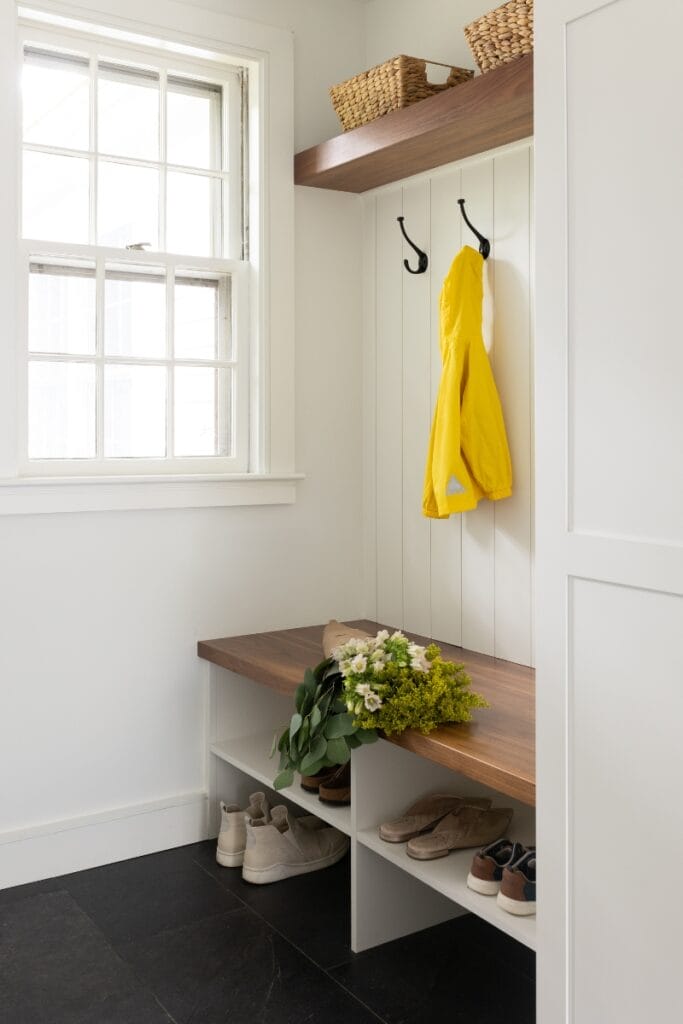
top-left (570, 578), bottom-right (683, 1023)
top-left (566, 0), bottom-right (683, 544)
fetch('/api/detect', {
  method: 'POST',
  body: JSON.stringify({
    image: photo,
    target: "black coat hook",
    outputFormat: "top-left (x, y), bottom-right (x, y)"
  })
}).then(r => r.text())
top-left (397, 216), bottom-right (429, 274)
top-left (458, 199), bottom-right (490, 259)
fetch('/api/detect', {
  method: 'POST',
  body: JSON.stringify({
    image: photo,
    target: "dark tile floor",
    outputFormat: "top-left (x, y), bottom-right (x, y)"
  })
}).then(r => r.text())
top-left (0, 842), bottom-right (535, 1024)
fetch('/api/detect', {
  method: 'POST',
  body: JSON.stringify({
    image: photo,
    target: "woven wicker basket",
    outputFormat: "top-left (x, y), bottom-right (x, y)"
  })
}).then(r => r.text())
top-left (464, 0), bottom-right (533, 74)
top-left (330, 56), bottom-right (473, 132)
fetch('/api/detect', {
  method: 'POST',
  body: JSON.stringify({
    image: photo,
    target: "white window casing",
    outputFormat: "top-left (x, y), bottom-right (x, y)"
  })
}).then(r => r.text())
top-left (0, 0), bottom-right (300, 514)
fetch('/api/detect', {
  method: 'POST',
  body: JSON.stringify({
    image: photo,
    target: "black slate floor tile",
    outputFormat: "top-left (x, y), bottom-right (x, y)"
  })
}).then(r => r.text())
top-left (63, 844), bottom-right (242, 945)
top-left (191, 839), bottom-right (352, 968)
top-left (464, 912), bottom-right (536, 978)
top-left (118, 906), bottom-right (381, 1024)
top-left (0, 890), bottom-right (172, 1023)
top-left (331, 915), bottom-right (535, 1024)
top-left (0, 875), bottom-right (65, 908)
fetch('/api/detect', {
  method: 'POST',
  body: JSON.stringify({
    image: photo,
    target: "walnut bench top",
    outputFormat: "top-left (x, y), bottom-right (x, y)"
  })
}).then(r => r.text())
top-left (198, 621), bottom-right (535, 807)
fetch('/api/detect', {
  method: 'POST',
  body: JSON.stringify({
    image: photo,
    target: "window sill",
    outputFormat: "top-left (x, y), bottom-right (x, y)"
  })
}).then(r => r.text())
top-left (0, 473), bottom-right (304, 515)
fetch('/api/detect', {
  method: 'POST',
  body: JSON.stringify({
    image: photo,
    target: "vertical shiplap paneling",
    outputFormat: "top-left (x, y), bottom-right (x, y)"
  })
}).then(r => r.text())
top-left (460, 157), bottom-right (496, 656)
top-left (428, 167), bottom-right (464, 646)
top-left (375, 189), bottom-right (405, 628)
top-left (362, 194), bottom-right (378, 620)
top-left (492, 146), bottom-right (533, 664)
top-left (367, 142), bottom-right (533, 666)
top-left (401, 182), bottom-right (431, 635)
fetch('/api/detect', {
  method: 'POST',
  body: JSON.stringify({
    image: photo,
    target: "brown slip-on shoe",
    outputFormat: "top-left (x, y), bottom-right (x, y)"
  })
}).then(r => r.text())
top-left (300, 767), bottom-right (338, 793)
top-left (406, 804), bottom-right (514, 860)
top-left (318, 762), bottom-right (351, 805)
top-left (378, 794), bottom-right (491, 843)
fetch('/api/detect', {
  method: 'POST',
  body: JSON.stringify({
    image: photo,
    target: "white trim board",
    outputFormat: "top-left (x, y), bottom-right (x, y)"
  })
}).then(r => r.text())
top-left (0, 790), bottom-right (207, 888)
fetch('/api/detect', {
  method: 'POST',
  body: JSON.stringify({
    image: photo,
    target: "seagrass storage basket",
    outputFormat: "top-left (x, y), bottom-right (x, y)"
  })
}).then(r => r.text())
top-left (330, 56), bottom-right (473, 132)
top-left (464, 0), bottom-right (533, 74)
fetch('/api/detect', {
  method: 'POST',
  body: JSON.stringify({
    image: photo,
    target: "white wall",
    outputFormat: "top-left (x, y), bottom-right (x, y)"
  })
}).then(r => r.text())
top-left (363, 0), bottom-right (495, 71)
top-left (187, 0), bottom-right (365, 148)
top-left (363, 143), bottom-right (534, 665)
top-left (0, 0), bottom-right (366, 886)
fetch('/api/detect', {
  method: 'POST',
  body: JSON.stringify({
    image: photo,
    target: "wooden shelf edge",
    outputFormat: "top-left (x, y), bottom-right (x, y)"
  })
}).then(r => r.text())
top-left (294, 53), bottom-right (533, 193)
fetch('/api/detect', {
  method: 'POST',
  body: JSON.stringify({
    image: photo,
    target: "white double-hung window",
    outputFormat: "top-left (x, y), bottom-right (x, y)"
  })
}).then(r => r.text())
top-left (19, 23), bottom-right (249, 476)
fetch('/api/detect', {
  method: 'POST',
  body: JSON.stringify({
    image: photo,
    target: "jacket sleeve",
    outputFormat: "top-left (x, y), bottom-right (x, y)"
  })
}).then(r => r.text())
top-left (460, 339), bottom-right (513, 500)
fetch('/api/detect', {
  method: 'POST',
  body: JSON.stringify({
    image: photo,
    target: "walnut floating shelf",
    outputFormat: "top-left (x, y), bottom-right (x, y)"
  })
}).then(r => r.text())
top-left (295, 53), bottom-right (533, 193)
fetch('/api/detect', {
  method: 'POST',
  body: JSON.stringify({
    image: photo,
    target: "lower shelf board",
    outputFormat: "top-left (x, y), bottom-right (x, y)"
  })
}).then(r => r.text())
top-left (210, 733), bottom-right (352, 836)
top-left (356, 827), bottom-right (536, 950)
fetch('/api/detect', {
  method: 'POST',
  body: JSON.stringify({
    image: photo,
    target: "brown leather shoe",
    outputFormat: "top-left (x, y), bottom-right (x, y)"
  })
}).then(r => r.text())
top-left (406, 804), bottom-right (513, 860)
top-left (318, 762), bottom-right (351, 805)
top-left (300, 767), bottom-right (338, 793)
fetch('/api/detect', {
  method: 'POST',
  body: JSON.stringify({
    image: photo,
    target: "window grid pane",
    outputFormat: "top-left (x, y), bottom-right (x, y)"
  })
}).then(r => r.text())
top-left (22, 49), bottom-right (232, 259)
top-left (22, 42), bottom-right (242, 467)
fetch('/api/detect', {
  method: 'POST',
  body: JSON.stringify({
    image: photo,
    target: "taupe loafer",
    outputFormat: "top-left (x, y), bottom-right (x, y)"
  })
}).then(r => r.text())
top-left (379, 794), bottom-right (491, 844)
top-left (406, 804), bottom-right (513, 860)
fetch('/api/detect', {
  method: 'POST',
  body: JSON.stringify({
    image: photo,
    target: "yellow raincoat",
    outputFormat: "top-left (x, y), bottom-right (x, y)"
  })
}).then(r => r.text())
top-left (423, 245), bottom-right (512, 518)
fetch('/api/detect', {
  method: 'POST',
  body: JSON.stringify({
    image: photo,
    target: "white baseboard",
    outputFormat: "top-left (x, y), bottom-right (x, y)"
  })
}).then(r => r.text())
top-left (0, 791), bottom-right (208, 890)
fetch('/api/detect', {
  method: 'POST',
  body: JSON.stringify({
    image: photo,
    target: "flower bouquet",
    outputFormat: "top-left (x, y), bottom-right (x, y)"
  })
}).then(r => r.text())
top-left (272, 624), bottom-right (488, 791)
top-left (334, 629), bottom-right (488, 736)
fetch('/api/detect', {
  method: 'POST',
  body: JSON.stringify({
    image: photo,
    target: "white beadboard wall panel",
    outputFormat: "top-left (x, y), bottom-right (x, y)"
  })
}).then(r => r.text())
top-left (375, 189), bottom-right (404, 628)
top-left (460, 159), bottom-right (496, 655)
top-left (492, 146), bottom-right (533, 666)
top-left (362, 197), bottom-right (378, 618)
top-left (365, 142), bottom-right (534, 665)
top-left (429, 168), bottom-right (463, 647)
top-left (401, 182), bottom-right (432, 637)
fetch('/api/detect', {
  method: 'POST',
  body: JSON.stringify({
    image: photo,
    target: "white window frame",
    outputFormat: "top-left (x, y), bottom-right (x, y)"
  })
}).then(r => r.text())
top-left (0, 0), bottom-right (299, 514)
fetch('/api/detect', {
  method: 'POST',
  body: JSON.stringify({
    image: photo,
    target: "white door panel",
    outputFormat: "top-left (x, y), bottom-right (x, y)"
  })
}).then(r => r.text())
top-left (536, 0), bottom-right (683, 1020)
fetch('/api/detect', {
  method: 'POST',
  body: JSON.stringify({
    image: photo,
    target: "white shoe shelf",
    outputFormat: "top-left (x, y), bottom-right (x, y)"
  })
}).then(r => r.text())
top-left (200, 622), bottom-right (536, 953)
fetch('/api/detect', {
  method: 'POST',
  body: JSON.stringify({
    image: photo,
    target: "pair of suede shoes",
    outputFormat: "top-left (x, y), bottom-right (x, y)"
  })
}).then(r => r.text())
top-left (467, 838), bottom-right (536, 916)
top-left (378, 793), bottom-right (513, 860)
top-left (215, 791), bottom-right (349, 884)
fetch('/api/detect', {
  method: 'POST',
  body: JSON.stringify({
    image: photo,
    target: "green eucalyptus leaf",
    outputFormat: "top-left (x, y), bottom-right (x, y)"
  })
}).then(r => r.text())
top-left (270, 731), bottom-right (279, 758)
top-left (278, 727), bottom-right (290, 752)
top-left (310, 705), bottom-right (322, 733)
top-left (332, 699), bottom-right (348, 715)
top-left (355, 728), bottom-right (379, 744)
top-left (273, 768), bottom-right (294, 791)
top-left (346, 733), bottom-right (362, 750)
top-left (290, 712), bottom-right (303, 739)
top-left (294, 683), bottom-right (307, 713)
top-left (325, 713), bottom-right (356, 739)
top-left (300, 718), bottom-right (310, 747)
top-left (303, 668), bottom-right (316, 693)
top-left (326, 736), bottom-right (351, 764)
top-left (300, 735), bottom-right (326, 773)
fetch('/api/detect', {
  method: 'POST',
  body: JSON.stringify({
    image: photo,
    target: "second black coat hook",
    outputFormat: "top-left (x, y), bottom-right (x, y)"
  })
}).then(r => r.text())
top-left (397, 216), bottom-right (429, 274)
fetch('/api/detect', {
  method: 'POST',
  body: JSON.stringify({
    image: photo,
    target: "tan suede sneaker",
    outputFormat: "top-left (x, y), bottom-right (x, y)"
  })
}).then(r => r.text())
top-left (242, 805), bottom-right (349, 884)
top-left (216, 792), bottom-right (270, 868)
